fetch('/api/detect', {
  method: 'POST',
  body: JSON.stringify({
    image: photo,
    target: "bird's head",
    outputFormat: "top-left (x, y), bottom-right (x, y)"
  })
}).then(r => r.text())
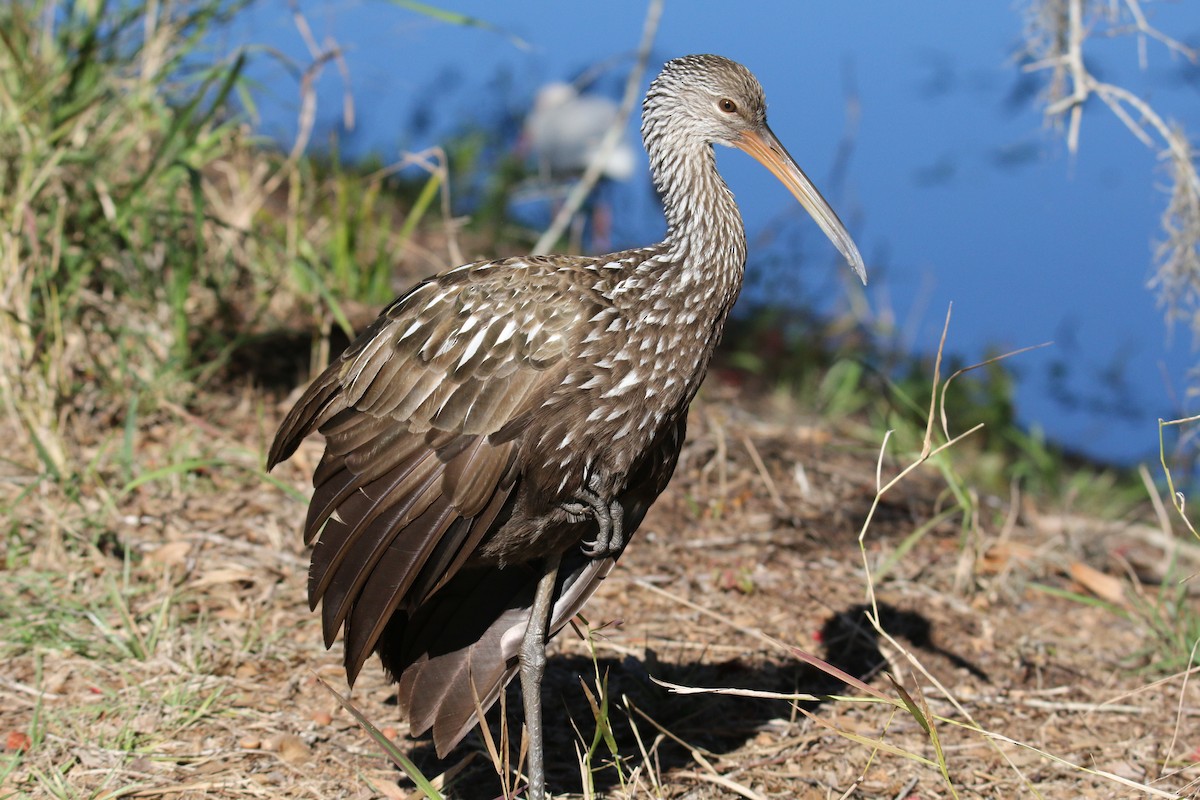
top-left (645, 54), bottom-right (867, 284)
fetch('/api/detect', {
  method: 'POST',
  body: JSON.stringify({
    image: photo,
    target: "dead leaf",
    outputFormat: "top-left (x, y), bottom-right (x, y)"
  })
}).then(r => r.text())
top-left (978, 541), bottom-right (1037, 574)
top-left (270, 733), bottom-right (309, 765)
top-left (373, 776), bottom-right (406, 799)
top-left (1069, 562), bottom-right (1126, 605)
top-left (235, 662), bottom-right (261, 679)
top-left (189, 565), bottom-right (257, 589)
top-left (145, 540), bottom-right (191, 566)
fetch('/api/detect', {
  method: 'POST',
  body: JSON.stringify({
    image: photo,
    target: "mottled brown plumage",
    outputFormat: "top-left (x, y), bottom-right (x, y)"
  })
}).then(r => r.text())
top-left (268, 54), bottom-right (865, 789)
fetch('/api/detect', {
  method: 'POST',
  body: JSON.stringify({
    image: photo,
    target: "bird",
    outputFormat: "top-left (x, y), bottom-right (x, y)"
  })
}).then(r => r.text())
top-left (521, 79), bottom-right (637, 251)
top-left (524, 81), bottom-right (637, 183)
top-left (268, 53), bottom-right (865, 800)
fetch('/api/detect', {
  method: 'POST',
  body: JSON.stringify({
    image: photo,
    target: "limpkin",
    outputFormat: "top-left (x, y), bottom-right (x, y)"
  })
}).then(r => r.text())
top-left (269, 54), bottom-right (865, 798)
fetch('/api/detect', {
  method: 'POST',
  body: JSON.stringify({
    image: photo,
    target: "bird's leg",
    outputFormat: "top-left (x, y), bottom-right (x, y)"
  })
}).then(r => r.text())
top-left (521, 551), bottom-right (561, 800)
top-left (565, 483), bottom-right (625, 558)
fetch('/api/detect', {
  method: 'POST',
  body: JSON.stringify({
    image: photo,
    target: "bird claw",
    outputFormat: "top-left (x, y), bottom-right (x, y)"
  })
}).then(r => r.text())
top-left (581, 498), bottom-right (624, 557)
top-left (581, 526), bottom-right (625, 558)
top-left (562, 486), bottom-right (625, 558)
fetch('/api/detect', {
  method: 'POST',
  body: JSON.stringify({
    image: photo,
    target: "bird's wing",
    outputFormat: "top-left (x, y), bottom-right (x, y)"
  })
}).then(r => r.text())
top-left (391, 415), bottom-right (688, 756)
top-left (268, 259), bottom-right (601, 684)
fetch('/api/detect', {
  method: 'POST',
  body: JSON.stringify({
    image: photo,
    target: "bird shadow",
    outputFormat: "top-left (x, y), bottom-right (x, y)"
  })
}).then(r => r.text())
top-left (220, 327), bottom-right (354, 392)
top-left (391, 600), bottom-right (987, 798)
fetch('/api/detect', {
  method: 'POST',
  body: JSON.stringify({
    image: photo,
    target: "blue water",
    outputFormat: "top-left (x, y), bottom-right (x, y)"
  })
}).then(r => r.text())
top-left (221, 0), bottom-right (1200, 467)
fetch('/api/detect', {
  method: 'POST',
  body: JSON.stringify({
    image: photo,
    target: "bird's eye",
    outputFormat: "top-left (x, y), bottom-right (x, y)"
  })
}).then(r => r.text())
top-left (718, 98), bottom-right (738, 114)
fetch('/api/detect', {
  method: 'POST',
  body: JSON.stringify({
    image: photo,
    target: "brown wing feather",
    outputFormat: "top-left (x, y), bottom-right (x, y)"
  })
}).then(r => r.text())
top-left (343, 493), bottom-right (460, 681)
top-left (411, 476), bottom-right (516, 604)
top-left (269, 262), bottom-right (601, 691)
top-left (317, 456), bottom-right (443, 644)
top-left (340, 435), bottom-right (519, 681)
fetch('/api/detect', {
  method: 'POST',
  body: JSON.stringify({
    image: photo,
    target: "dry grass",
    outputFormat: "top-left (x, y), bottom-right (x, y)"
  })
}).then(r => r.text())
top-left (2, 371), bottom-right (1198, 798)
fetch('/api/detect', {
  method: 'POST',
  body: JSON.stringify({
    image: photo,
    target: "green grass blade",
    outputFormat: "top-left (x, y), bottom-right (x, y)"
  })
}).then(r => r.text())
top-left (387, 1), bottom-right (529, 50)
top-left (888, 675), bottom-right (958, 798)
top-left (120, 458), bottom-right (223, 494)
top-left (317, 675), bottom-right (444, 799)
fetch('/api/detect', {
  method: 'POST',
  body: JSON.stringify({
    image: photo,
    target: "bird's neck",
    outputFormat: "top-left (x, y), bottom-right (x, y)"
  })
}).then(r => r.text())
top-left (644, 140), bottom-right (748, 311)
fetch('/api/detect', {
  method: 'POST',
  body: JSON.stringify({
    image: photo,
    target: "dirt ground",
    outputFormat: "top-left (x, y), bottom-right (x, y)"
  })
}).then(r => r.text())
top-left (2, 378), bottom-right (1199, 799)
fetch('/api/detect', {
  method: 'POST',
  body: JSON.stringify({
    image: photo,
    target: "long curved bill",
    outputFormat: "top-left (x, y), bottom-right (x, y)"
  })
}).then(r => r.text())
top-left (735, 126), bottom-right (867, 285)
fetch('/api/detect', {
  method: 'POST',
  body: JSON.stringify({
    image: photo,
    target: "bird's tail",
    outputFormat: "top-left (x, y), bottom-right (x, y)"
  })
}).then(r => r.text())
top-left (380, 549), bottom-right (616, 757)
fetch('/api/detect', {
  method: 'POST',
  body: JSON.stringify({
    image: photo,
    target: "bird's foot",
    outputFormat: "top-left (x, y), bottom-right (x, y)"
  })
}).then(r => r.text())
top-left (561, 486), bottom-right (625, 558)
top-left (560, 500), bottom-right (590, 524)
top-left (580, 500), bottom-right (623, 557)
